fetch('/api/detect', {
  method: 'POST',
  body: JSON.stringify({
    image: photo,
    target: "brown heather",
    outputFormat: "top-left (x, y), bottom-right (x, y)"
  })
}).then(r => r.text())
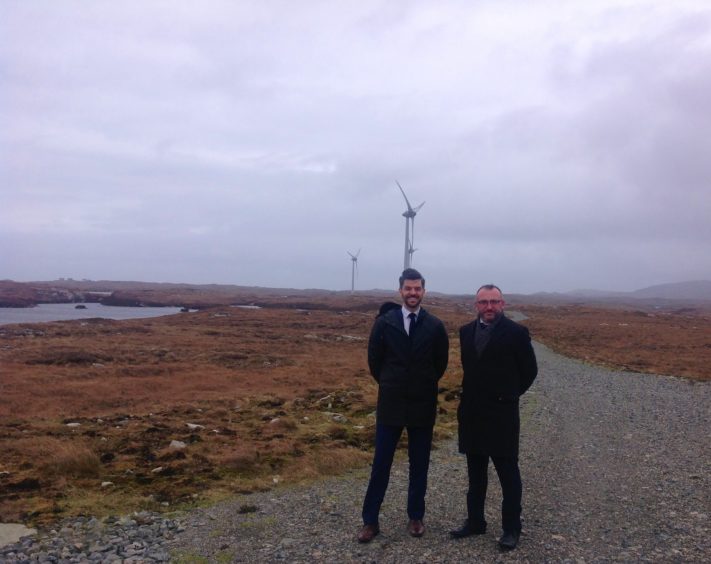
top-left (519, 304), bottom-right (711, 381)
top-left (36, 439), bottom-right (102, 479)
top-left (0, 289), bottom-right (709, 526)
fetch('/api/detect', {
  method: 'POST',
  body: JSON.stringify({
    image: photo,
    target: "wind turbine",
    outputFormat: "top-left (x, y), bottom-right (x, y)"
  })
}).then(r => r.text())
top-left (348, 249), bottom-right (360, 293)
top-left (396, 181), bottom-right (425, 269)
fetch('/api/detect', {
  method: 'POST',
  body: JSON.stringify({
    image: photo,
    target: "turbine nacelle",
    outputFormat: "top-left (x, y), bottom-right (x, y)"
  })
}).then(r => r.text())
top-left (348, 249), bottom-right (360, 293)
top-left (396, 181), bottom-right (425, 215)
top-left (402, 205), bottom-right (423, 219)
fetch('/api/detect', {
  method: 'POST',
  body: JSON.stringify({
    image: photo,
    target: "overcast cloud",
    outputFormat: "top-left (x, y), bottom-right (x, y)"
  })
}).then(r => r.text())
top-left (2, 0), bottom-right (711, 294)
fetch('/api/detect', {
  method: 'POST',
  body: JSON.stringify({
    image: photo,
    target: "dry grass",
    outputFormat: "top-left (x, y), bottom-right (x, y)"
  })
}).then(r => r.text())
top-left (36, 439), bottom-right (102, 479)
top-left (1, 291), bottom-right (709, 526)
top-left (0, 300), bottom-right (468, 525)
top-left (520, 304), bottom-right (711, 381)
top-left (306, 447), bottom-right (372, 475)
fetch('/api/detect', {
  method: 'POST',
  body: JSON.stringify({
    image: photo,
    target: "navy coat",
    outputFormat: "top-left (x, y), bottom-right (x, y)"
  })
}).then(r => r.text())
top-left (457, 315), bottom-right (537, 457)
top-left (367, 307), bottom-right (449, 428)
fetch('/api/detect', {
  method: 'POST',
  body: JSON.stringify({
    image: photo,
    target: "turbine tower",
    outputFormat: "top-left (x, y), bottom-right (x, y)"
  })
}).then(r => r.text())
top-left (396, 181), bottom-right (425, 270)
top-left (348, 249), bottom-right (360, 293)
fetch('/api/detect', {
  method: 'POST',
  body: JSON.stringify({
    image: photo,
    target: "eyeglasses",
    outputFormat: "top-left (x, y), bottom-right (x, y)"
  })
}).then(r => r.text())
top-left (476, 299), bottom-right (502, 306)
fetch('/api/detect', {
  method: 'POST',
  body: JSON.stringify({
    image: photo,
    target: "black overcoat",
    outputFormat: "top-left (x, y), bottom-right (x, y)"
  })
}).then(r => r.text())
top-left (368, 307), bottom-right (449, 428)
top-left (457, 315), bottom-right (537, 457)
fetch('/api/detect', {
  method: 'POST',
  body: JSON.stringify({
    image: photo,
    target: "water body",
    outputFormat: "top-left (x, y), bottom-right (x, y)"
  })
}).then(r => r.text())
top-left (0, 303), bottom-right (185, 325)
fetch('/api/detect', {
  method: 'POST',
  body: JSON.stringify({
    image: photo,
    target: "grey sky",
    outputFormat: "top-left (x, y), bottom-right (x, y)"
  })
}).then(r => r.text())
top-left (3, 0), bottom-right (710, 294)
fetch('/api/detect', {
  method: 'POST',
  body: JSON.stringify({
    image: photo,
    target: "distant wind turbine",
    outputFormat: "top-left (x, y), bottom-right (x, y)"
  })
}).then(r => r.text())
top-left (348, 249), bottom-right (360, 293)
top-left (396, 181), bottom-right (425, 269)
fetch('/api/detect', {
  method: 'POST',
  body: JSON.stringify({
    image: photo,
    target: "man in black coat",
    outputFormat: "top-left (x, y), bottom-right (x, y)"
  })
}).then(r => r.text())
top-left (357, 268), bottom-right (449, 543)
top-left (450, 284), bottom-right (537, 551)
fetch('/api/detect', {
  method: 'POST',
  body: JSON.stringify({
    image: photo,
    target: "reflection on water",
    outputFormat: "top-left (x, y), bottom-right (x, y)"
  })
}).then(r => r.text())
top-left (0, 303), bottom-right (185, 325)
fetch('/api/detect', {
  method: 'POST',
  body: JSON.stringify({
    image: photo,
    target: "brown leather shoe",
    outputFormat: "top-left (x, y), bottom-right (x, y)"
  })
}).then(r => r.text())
top-left (408, 519), bottom-right (425, 537)
top-left (357, 523), bottom-right (380, 543)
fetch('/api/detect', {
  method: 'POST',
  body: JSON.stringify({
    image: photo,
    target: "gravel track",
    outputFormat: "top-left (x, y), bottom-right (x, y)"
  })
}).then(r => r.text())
top-left (169, 343), bottom-right (711, 563)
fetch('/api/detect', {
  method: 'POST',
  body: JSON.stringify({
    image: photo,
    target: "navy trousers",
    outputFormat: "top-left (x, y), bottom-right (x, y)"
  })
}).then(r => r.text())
top-left (361, 423), bottom-right (434, 525)
top-left (466, 453), bottom-right (522, 533)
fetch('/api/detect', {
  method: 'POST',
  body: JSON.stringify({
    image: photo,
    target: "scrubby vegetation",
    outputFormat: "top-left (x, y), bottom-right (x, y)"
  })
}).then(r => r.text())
top-left (1, 288), bottom-right (708, 526)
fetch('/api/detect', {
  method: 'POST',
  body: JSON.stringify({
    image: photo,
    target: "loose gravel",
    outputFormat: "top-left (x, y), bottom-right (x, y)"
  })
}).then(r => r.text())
top-left (3, 343), bottom-right (710, 563)
top-left (0, 512), bottom-right (181, 563)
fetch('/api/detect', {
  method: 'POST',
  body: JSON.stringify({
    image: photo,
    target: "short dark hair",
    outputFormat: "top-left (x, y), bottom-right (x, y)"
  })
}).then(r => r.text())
top-left (399, 268), bottom-right (425, 289)
top-left (476, 283), bottom-right (502, 296)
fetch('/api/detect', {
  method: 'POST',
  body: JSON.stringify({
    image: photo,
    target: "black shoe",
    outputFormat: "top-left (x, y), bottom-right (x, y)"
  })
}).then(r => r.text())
top-left (449, 519), bottom-right (486, 539)
top-left (498, 530), bottom-right (520, 550)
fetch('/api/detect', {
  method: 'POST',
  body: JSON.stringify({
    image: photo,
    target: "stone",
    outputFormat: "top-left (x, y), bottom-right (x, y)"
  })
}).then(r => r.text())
top-left (0, 524), bottom-right (37, 548)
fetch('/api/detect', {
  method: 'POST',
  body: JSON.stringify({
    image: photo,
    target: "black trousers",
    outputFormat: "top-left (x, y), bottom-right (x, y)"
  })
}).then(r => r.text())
top-left (466, 452), bottom-right (522, 533)
top-left (361, 424), bottom-right (434, 525)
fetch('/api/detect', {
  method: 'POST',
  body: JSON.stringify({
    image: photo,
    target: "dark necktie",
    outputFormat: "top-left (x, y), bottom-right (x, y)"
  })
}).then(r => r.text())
top-left (475, 322), bottom-right (490, 356)
top-left (408, 312), bottom-right (417, 340)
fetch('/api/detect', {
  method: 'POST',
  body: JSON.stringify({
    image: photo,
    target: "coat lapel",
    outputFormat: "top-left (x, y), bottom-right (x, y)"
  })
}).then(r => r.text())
top-left (409, 308), bottom-right (429, 344)
top-left (462, 321), bottom-right (478, 363)
top-left (483, 316), bottom-right (509, 352)
top-left (464, 321), bottom-right (477, 349)
top-left (385, 308), bottom-right (407, 336)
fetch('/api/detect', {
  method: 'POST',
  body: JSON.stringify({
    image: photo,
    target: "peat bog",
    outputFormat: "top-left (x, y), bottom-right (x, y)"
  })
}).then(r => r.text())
top-left (1, 287), bottom-right (708, 525)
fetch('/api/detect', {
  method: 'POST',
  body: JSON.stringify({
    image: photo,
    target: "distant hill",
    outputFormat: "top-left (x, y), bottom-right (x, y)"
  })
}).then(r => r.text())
top-left (564, 289), bottom-right (629, 299)
top-left (3, 278), bottom-right (711, 308)
top-left (630, 280), bottom-right (711, 300)
top-left (560, 281), bottom-right (711, 301)
top-left (520, 280), bottom-right (711, 310)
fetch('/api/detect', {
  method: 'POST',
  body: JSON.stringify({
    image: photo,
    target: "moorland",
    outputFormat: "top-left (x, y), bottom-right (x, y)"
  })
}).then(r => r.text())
top-left (1, 280), bottom-right (709, 526)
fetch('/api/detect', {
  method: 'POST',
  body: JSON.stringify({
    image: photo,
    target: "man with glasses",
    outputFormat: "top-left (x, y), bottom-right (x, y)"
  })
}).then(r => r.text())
top-left (357, 268), bottom-right (449, 543)
top-left (449, 284), bottom-right (537, 551)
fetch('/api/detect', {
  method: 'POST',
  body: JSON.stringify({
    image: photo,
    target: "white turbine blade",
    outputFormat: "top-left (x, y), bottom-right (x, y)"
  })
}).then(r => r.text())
top-left (414, 201), bottom-right (425, 212)
top-left (356, 248), bottom-right (361, 258)
top-left (396, 181), bottom-right (414, 212)
top-left (348, 251), bottom-right (355, 259)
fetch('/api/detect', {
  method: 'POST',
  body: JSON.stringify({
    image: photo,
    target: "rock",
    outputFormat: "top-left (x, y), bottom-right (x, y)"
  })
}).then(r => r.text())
top-left (0, 523), bottom-right (37, 548)
top-left (322, 412), bottom-right (348, 423)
